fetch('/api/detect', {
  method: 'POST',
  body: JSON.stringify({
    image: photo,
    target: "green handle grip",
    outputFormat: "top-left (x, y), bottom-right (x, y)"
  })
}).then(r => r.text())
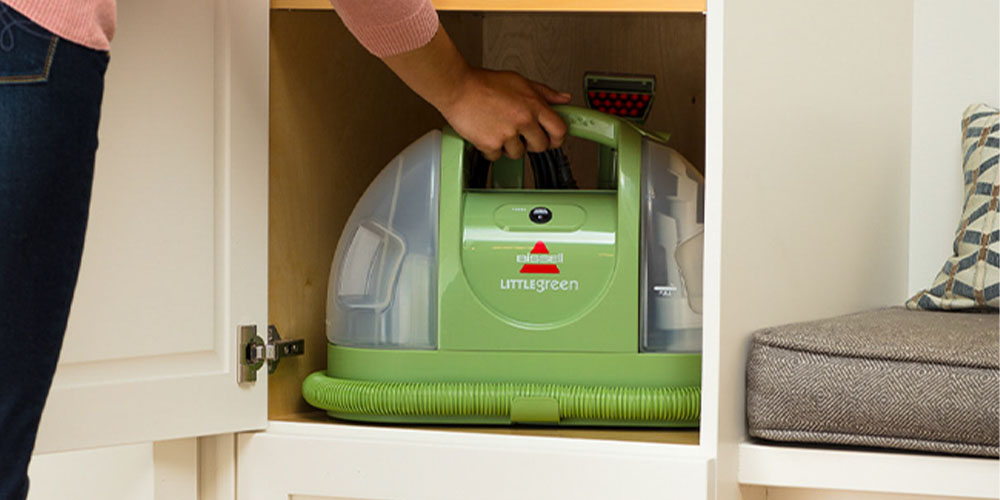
top-left (552, 105), bottom-right (620, 149)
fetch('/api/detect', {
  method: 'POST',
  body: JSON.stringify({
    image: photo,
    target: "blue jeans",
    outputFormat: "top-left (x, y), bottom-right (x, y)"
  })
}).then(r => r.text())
top-left (0, 4), bottom-right (108, 499)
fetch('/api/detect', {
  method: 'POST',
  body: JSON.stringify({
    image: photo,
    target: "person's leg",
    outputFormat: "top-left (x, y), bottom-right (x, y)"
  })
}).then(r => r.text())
top-left (0, 4), bottom-right (109, 499)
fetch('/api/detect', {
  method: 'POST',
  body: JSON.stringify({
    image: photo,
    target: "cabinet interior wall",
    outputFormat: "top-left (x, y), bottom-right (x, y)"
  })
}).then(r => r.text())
top-left (268, 9), bottom-right (707, 442)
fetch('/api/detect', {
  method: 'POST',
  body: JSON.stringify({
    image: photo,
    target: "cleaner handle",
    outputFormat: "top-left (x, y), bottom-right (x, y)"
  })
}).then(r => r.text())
top-left (551, 105), bottom-right (620, 149)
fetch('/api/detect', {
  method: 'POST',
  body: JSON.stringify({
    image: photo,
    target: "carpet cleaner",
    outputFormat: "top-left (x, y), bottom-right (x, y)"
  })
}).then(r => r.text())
top-left (302, 105), bottom-right (704, 426)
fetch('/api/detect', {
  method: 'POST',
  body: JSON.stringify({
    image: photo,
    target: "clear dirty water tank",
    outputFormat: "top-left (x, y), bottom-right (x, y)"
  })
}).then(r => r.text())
top-left (640, 139), bottom-right (705, 353)
top-left (326, 131), bottom-right (440, 350)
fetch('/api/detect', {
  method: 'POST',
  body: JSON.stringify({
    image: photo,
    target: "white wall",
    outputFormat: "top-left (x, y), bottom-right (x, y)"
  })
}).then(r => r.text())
top-left (908, 0), bottom-right (1000, 295)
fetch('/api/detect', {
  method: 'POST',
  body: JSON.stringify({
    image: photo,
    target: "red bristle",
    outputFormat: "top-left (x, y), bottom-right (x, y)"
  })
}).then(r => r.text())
top-left (615, 100), bottom-right (622, 107)
top-left (630, 109), bottom-right (639, 116)
top-left (642, 94), bottom-right (650, 102)
top-left (588, 91), bottom-right (596, 98)
top-left (598, 92), bottom-right (606, 98)
top-left (626, 101), bottom-right (633, 108)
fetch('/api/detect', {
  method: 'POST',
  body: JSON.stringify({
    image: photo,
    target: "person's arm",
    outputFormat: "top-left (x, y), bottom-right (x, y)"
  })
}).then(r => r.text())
top-left (329, 0), bottom-right (570, 160)
top-left (382, 25), bottom-right (570, 161)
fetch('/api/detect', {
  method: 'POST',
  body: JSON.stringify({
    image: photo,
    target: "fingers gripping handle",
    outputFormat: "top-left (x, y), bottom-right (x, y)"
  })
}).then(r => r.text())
top-left (447, 105), bottom-right (621, 190)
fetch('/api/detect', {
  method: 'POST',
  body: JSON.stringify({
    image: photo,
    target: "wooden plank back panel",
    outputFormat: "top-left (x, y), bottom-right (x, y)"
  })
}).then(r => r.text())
top-left (483, 12), bottom-right (706, 184)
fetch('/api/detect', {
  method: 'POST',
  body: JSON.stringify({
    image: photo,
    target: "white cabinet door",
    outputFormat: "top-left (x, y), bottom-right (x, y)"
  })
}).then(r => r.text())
top-left (33, 0), bottom-right (269, 453)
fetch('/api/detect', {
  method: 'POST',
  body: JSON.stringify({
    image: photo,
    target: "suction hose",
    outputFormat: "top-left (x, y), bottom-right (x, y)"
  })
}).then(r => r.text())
top-left (302, 372), bottom-right (700, 423)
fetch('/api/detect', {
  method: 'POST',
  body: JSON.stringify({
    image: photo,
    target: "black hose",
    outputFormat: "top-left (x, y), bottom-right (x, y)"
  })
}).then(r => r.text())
top-left (528, 148), bottom-right (576, 189)
top-left (551, 149), bottom-right (577, 189)
top-left (467, 148), bottom-right (491, 188)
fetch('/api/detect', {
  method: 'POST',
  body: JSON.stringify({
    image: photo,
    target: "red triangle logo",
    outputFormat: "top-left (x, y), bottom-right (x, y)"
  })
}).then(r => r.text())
top-left (531, 241), bottom-right (549, 254)
top-left (520, 264), bottom-right (560, 274)
top-left (520, 241), bottom-right (560, 274)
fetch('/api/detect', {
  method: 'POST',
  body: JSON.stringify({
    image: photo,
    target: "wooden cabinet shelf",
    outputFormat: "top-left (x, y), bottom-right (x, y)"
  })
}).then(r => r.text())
top-left (271, 0), bottom-right (706, 13)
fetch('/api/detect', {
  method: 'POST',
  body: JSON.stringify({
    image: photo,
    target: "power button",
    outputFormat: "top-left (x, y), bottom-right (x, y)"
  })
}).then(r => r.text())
top-left (529, 207), bottom-right (552, 224)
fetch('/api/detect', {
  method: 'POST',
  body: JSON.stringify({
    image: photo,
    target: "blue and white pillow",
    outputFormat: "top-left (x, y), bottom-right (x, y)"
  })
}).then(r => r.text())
top-left (908, 103), bottom-right (999, 311)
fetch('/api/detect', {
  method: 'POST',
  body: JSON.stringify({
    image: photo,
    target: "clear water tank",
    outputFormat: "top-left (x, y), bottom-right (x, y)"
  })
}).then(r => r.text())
top-left (326, 131), bottom-right (441, 349)
top-left (640, 140), bottom-right (705, 353)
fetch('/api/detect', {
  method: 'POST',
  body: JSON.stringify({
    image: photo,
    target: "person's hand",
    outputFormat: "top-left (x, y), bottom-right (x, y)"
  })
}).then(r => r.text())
top-left (381, 25), bottom-right (571, 161)
top-left (437, 68), bottom-right (571, 161)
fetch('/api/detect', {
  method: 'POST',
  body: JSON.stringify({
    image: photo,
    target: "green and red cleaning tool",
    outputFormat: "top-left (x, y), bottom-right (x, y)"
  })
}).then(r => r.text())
top-left (584, 72), bottom-right (656, 123)
top-left (584, 72), bottom-right (660, 189)
top-left (302, 105), bottom-right (705, 427)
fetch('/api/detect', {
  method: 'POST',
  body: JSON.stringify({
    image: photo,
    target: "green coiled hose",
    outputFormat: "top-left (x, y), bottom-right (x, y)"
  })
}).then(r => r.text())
top-left (302, 371), bottom-right (700, 424)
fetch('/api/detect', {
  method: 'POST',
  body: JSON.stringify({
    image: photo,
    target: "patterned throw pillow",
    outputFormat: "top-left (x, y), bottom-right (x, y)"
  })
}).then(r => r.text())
top-left (908, 104), bottom-right (999, 311)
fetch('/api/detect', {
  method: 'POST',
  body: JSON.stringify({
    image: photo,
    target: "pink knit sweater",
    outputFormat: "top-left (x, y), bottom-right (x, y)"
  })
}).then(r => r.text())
top-left (329, 0), bottom-right (439, 58)
top-left (4, 0), bottom-right (116, 51)
top-left (5, 0), bottom-right (436, 56)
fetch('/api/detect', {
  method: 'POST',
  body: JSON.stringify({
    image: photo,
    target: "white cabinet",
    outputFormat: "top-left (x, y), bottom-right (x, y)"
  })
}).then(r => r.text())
top-left (26, 0), bottom-right (998, 499)
top-left (27, 439), bottom-right (200, 500)
top-left (33, 0), bottom-right (269, 454)
top-left (248, 6), bottom-right (716, 498)
top-left (239, 422), bottom-right (713, 500)
top-left (739, 444), bottom-right (1000, 499)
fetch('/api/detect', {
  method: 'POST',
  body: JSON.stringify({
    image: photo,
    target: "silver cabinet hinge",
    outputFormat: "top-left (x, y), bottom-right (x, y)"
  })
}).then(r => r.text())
top-left (238, 324), bottom-right (305, 384)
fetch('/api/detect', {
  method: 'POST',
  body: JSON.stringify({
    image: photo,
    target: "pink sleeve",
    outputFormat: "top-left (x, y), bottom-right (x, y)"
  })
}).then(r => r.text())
top-left (329, 0), bottom-right (439, 58)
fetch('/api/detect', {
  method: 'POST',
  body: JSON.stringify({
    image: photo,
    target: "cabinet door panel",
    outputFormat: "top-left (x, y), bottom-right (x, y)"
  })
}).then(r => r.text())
top-left (58, 0), bottom-right (216, 365)
top-left (239, 423), bottom-right (713, 500)
top-left (33, 0), bottom-right (268, 453)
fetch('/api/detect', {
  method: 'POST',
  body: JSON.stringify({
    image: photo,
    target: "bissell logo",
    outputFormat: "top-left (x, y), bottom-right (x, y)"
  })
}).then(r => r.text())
top-left (517, 241), bottom-right (562, 274)
top-left (502, 241), bottom-right (578, 293)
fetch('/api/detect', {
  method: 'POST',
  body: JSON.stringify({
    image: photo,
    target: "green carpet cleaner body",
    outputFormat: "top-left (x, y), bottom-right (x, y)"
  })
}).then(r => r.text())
top-left (304, 102), bottom-right (705, 427)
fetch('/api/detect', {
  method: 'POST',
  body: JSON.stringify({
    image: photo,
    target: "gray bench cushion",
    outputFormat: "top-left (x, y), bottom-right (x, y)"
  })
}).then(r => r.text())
top-left (746, 307), bottom-right (999, 457)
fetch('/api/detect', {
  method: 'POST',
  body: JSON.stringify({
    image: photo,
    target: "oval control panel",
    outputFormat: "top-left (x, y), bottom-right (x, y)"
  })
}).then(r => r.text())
top-left (493, 203), bottom-right (586, 232)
